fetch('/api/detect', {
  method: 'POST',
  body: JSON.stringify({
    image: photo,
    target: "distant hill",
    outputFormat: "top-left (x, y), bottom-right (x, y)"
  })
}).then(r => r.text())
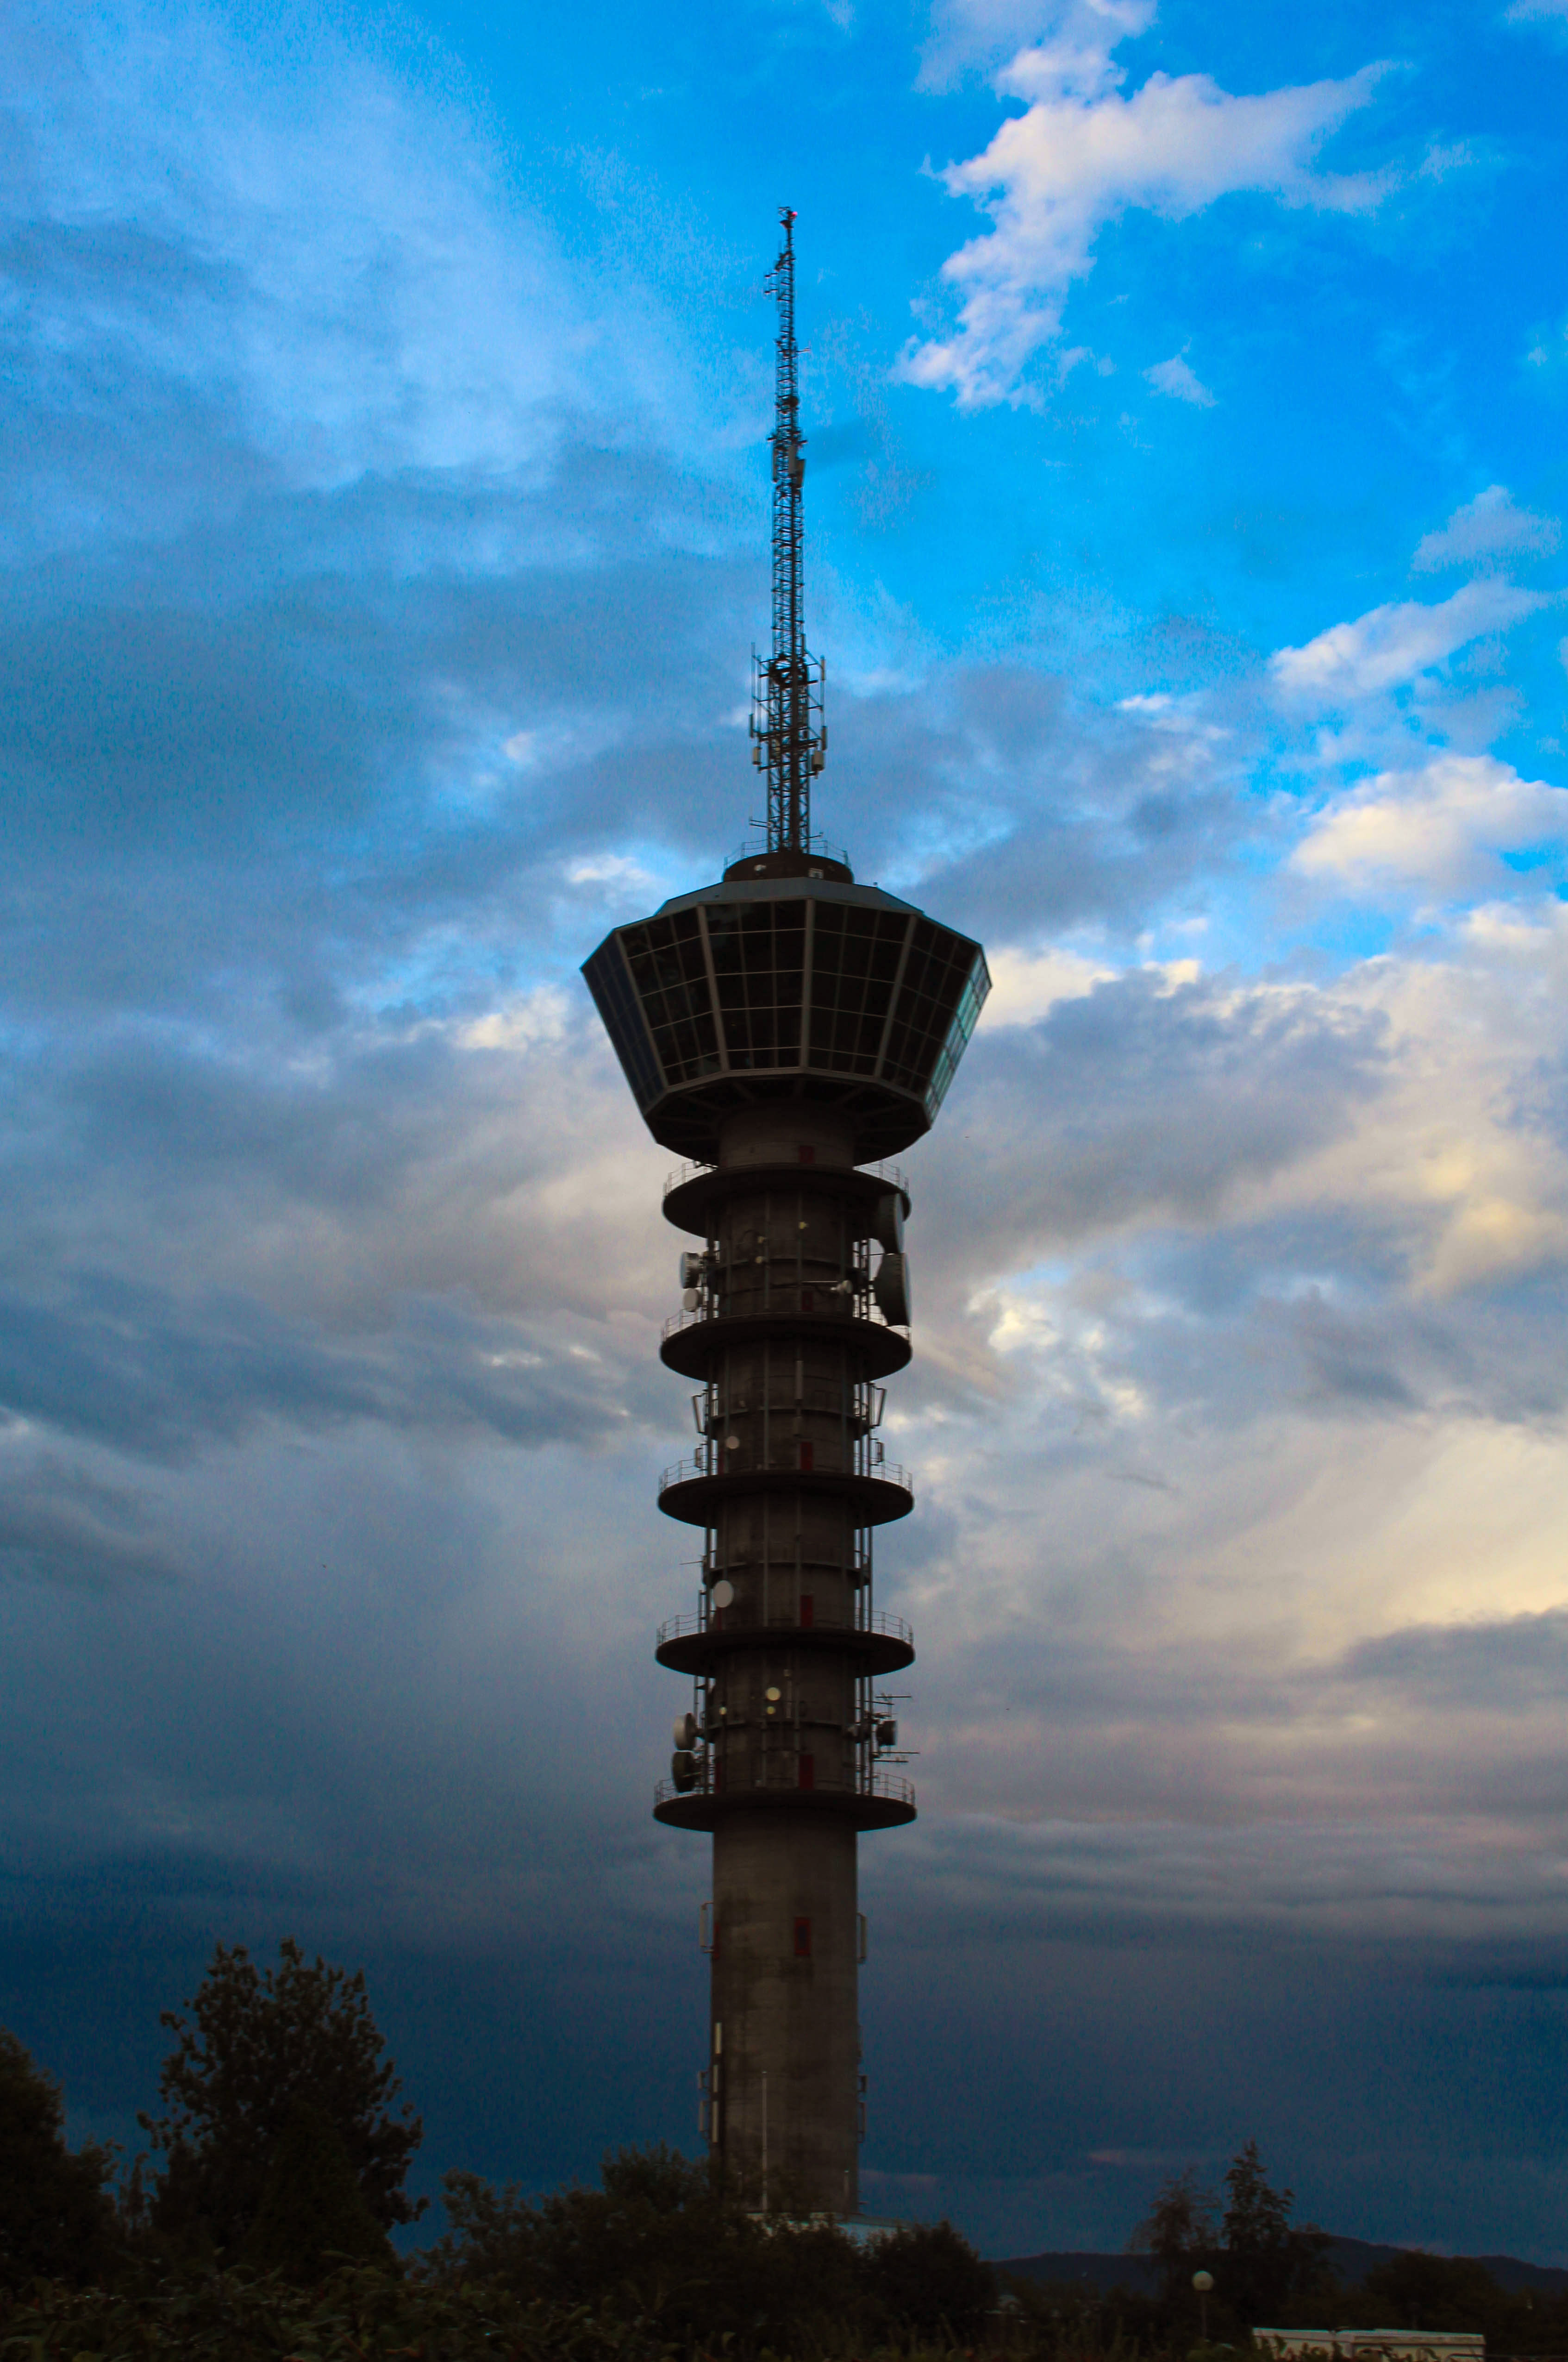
top-left (992, 2238), bottom-right (1568, 2299)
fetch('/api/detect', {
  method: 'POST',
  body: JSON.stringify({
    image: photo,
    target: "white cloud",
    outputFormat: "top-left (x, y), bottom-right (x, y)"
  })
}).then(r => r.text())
top-left (1144, 349), bottom-right (1215, 406)
top-left (456, 986), bottom-right (572, 1053)
top-left (918, 0), bottom-right (1155, 89)
top-left (1291, 752), bottom-right (1568, 894)
top-left (979, 943), bottom-right (1114, 1026)
top-left (1269, 578), bottom-right (1545, 701)
top-left (1412, 485), bottom-right (1560, 573)
top-left (899, 11), bottom-right (1387, 409)
top-left (1254, 910), bottom-right (1568, 1292)
top-left (564, 853), bottom-right (660, 895)
top-left (911, 0), bottom-right (1157, 90)
top-left (1505, 0), bottom-right (1568, 23)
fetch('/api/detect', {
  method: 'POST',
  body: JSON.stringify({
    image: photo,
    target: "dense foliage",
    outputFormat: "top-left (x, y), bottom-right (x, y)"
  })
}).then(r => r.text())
top-left (1129, 2143), bottom-right (1331, 2335)
top-left (241, 2098), bottom-right (395, 2278)
top-left (431, 2142), bottom-right (995, 2349)
top-left (0, 2262), bottom-right (675, 2362)
top-left (140, 1936), bottom-right (423, 2258)
top-left (0, 2025), bottom-right (116, 2287)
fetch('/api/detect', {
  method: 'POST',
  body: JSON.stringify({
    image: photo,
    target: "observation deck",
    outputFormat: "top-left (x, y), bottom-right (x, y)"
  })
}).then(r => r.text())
top-left (660, 1301), bottom-right (910, 1384)
top-left (654, 1762), bottom-right (917, 1835)
top-left (662, 1156), bottom-right (910, 1238)
top-left (657, 1451), bottom-right (913, 1530)
top-left (583, 867), bottom-right (989, 1166)
top-left (655, 1602), bottom-right (915, 1679)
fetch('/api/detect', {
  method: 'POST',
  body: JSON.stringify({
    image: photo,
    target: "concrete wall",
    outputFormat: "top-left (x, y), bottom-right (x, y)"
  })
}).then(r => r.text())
top-left (710, 1808), bottom-right (860, 2213)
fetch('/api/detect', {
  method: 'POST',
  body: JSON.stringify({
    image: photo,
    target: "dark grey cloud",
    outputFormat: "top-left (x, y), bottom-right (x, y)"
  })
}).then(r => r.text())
top-left (1344, 1607), bottom-right (1568, 1706)
top-left (0, 1453), bottom-right (177, 1590)
top-left (908, 968), bottom-right (1388, 1310)
top-left (820, 666), bottom-right (1253, 946)
top-left (0, 1277), bottom-right (638, 1464)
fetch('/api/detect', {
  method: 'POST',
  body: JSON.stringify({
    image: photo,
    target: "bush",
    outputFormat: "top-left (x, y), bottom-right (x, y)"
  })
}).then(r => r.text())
top-left (862, 2220), bottom-right (997, 2341)
top-left (0, 2261), bottom-right (677, 2362)
top-left (242, 2099), bottom-right (395, 2280)
top-left (433, 2143), bottom-right (866, 2347)
top-left (431, 2145), bottom-right (996, 2353)
top-left (0, 2024), bottom-right (116, 2287)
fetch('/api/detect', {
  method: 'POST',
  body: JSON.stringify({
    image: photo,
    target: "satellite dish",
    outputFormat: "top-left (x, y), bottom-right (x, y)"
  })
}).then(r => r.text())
top-left (712, 1579), bottom-right (736, 1609)
top-left (671, 1749), bottom-right (700, 1792)
top-left (674, 1712), bottom-right (699, 1749)
top-left (681, 1288), bottom-right (699, 1312)
top-left (871, 1192), bottom-right (904, 1253)
top-left (872, 1250), bottom-right (911, 1328)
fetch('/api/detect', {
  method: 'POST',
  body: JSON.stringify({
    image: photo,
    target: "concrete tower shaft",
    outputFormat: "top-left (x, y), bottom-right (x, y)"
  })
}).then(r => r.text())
top-left (656, 1108), bottom-right (918, 2208)
top-left (580, 214), bottom-right (989, 2220)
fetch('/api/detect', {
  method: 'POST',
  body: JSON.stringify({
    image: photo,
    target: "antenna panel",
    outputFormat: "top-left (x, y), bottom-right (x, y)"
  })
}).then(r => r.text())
top-left (873, 1250), bottom-right (911, 1328)
top-left (871, 1192), bottom-right (905, 1253)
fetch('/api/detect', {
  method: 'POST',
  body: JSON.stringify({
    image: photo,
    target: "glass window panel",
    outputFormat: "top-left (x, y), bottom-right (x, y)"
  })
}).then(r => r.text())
top-left (881, 920), bottom-right (980, 1092)
top-left (807, 907), bottom-right (909, 1076)
top-left (922, 948), bottom-right (992, 1116)
top-left (705, 899), bottom-right (805, 1070)
top-left (583, 934), bottom-right (663, 1107)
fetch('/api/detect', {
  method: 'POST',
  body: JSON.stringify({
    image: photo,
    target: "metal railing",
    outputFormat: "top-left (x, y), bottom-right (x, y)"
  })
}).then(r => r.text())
top-left (658, 1453), bottom-right (912, 1496)
top-left (663, 1159), bottom-right (715, 1196)
top-left (865, 1159), bottom-right (912, 1200)
top-left (663, 1156), bottom-right (911, 1203)
top-left (657, 1604), bottom-right (913, 1648)
top-left (661, 1292), bottom-right (907, 1349)
top-left (724, 832), bottom-right (851, 875)
top-left (695, 1384), bottom-right (885, 1432)
top-left (655, 1765), bottom-right (916, 1811)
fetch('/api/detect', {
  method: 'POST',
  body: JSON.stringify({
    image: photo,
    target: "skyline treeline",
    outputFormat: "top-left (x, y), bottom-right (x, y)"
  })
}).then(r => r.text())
top-left (4, 1934), bottom-right (1565, 2362)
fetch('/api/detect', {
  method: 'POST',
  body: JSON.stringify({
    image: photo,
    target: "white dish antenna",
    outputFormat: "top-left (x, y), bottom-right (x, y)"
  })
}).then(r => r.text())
top-left (711, 1579), bottom-right (736, 1609)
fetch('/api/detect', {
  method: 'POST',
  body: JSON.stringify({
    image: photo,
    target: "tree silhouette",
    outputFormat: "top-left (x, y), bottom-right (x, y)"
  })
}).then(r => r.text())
top-left (141, 1937), bottom-right (422, 2258)
top-left (1132, 2166), bottom-right (1218, 2305)
top-left (1220, 2140), bottom-right (1330, 2325)
top-left (242, 2098), bottom-right (394, 2281)
top-left (0, 2025), bottom-right (116, 2286)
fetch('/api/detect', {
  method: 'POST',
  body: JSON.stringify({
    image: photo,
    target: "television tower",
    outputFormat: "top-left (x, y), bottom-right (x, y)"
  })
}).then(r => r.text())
top-left (583, 210), bottom-right (989, 2218)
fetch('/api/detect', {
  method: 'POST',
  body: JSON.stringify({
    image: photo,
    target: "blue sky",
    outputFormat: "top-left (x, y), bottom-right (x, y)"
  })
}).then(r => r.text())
top-left (9, 0), bottom-right (1568, 2264)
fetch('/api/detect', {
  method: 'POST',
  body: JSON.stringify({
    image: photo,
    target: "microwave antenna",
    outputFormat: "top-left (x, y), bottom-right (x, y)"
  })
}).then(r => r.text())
top-left (754, 207), bottom-right (825, 854)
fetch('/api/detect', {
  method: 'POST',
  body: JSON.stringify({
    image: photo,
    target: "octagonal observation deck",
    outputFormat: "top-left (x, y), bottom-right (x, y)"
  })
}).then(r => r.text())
top-left (582, 851), bottom-right (990, 1164)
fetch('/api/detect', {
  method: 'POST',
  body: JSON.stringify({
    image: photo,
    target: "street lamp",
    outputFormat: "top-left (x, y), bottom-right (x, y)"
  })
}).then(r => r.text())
top-left (1192, 2270), bottom-right (1214, 2343)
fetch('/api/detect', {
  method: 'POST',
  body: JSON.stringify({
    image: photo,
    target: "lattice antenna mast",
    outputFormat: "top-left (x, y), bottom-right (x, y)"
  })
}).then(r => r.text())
top-left (751, 207), bottom-right (825, 852)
